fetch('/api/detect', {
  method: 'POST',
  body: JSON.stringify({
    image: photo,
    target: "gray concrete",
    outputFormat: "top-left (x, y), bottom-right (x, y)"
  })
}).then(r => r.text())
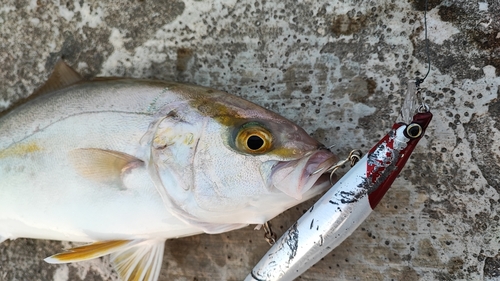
top-left (1, 0), bottom-right (499, 280)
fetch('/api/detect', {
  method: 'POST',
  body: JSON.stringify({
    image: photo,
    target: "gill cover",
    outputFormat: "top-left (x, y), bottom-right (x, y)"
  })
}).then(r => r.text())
top-left (140, 102), bottom-right (205, 226)
top-left (141, 102), bottom-right (252, 233)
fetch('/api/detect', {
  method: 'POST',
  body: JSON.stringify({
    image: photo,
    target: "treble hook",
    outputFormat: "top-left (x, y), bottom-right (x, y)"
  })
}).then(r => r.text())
top-left (326, 149), bottom-right (362, 184)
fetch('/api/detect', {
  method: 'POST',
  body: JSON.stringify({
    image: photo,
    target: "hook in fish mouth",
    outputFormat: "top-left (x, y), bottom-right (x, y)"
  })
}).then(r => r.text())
top-left (270, 150), bottom-right (338, 200)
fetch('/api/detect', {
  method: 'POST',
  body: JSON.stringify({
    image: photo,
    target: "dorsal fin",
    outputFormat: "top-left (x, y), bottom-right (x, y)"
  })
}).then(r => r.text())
top-left (33, 60), bottom-right (83, 96)
top-left (0, 60), bottom-right (84, 119)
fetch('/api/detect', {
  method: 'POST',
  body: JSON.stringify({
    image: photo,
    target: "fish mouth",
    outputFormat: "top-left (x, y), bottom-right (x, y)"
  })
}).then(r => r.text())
top-left (270, 149), bottom-right (338, 200)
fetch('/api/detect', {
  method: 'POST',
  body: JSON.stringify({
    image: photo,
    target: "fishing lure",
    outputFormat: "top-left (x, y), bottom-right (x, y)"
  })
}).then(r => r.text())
top-left (247, 0), bottom-right (434, 277)
top-left (246, 83), bottom-right (433, 281)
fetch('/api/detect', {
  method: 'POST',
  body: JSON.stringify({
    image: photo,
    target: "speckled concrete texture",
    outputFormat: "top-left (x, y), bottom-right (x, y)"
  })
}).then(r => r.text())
top-left (1, 0), bottom-right (499, 280)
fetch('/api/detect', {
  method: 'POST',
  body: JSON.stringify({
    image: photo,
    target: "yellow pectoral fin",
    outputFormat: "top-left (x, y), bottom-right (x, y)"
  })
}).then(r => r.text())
top-left (68, 148), bottom-right (144, 183)
top-left (44, 240), bottom-right (137, 263)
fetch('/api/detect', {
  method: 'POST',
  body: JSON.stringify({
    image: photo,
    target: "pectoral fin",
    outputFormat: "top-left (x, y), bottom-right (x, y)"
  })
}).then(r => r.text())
top-left (69, 148), bottom-right (144, 183)
top-left (45, 239), bottom-right (165, 281)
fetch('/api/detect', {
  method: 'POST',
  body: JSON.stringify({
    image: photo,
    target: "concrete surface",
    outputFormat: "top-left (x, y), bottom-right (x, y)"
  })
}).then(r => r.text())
top-left (1, 0), bottom-right (499, 280)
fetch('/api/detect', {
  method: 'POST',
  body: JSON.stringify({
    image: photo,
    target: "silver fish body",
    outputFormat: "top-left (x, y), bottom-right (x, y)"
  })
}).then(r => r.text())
top-left (0, 61), bottom-right (336, 281)
top-left (1, 79), bottom-right (197, 242)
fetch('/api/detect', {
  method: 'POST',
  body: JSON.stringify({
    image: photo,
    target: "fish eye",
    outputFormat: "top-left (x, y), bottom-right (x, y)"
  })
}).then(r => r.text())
top-left (235, 123), bottom-right (273, 154)
top-left (405, 123), bottom-right (422, 139)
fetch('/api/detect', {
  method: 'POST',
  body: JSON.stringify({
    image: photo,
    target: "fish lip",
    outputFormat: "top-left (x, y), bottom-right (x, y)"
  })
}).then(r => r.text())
top-left (270, 149), bottom-right (337, 200)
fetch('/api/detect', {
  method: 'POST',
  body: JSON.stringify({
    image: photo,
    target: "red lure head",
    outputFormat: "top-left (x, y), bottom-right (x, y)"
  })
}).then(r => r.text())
top-left (367, 111), bottom-right (433, 209)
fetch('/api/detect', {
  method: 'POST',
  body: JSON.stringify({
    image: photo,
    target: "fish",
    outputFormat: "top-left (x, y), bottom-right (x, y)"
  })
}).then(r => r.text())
top-left (0, 60), bottom-right (337, 281)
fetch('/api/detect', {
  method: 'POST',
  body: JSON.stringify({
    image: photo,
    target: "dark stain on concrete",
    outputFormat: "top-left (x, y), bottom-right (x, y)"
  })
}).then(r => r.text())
top-left (105, 0), bottom-right (185, 51)
top-left (484, 253), bottom-right (500, 278)
top-left (438, 4), bottom-right (467, 23)
top-left (281, 64), bottom-right (316, 99)
top-left (176, 48), bottom-right (194, 72)
top-left (45, 27), bottom-right (112, 79)
top-left (354, 82), bottom-right (401, 139)
top-left (312, 127), bottom-right (329, 143)
top-left (413, 239), bottom-right (440, 267)
top-left (473, 211), bottom-right (491, 232)
top-left (331, 14), bottom-right (367, 36)
top-left (398, 266), bottom-right (420, 281)
top-left (0, 239), bottom-right (61, 281)
top-left (411, 0), bottom-right (442, 11)
top-left (413, 36), bottom-right (483, 80)
top-left (357, 110), bottom-right (394, 139)
top-left (68, 263), bottom-right (109, 281)
top-left (434, 271), bottom-right (465, 281)
top-left (489, 97), bottom-right (500, 131)
top-left (447, 256), bottom-right (464, 274)
top-left (422, 197), bottom-right (458, 221)
top-left (167, 236), bottom-right (203, 267)
top-left (470, 28), bottom-right (500, 76)
top-left (319, 42), bottom-right (336, 54)
top-left (437, 4), bottom-right (500, 76)
top-left (464, 112), bottom-right (500, 192)
top-left (366, 78), bottom-right (377, 95)
top-left (335, 76), bottom-right (376, 103)
top-left (1, 0), bottom-right (185, 107)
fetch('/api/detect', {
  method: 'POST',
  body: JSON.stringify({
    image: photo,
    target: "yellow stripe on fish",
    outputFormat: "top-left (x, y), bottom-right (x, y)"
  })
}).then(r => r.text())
top-left (0, 142), bottom-right (42, 159)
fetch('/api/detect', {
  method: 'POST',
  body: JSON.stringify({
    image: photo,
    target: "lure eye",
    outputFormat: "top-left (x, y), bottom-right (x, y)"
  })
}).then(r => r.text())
top-left (405, 123), bottom-right (423, 139)
top-left (235, 123), bottom-right (273, 154)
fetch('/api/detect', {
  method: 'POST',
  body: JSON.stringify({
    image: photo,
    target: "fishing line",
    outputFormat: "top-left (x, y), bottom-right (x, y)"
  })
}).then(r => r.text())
top-left (416, 0), bottom-right (431, 88)
top-left (400, 0), bottom-right (432, 123)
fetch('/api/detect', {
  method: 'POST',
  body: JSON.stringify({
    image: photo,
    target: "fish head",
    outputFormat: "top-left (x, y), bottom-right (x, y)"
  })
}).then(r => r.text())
top-left (147, 86), bottom-right (337, 229)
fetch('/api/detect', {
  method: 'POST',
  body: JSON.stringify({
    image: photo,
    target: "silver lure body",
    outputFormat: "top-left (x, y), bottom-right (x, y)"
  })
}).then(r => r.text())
top-left (246, 111), bottom-right (433, 281)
